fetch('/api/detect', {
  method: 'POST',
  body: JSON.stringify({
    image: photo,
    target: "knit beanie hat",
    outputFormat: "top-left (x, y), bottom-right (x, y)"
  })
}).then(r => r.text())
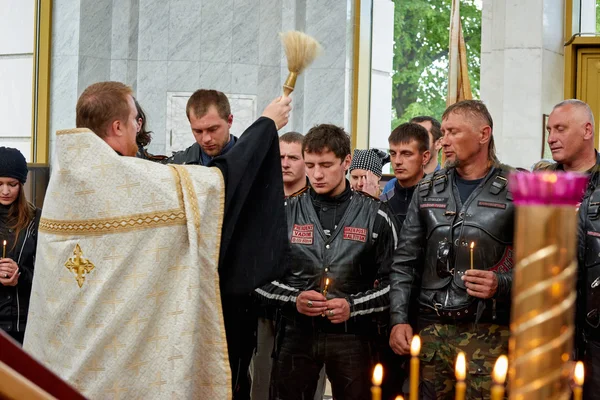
top-left (0, 147), bottom-right (28, 184)
top-left (349, 148), bottom-right (390, 178)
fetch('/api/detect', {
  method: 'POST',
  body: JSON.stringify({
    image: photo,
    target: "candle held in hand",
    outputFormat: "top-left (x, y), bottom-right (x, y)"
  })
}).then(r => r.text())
top-left (490, 355), bottom-right (508, 400)
top-left (455, 352), bottom-right (466, 400)
top-left (371, 363), bottom-right (383, 400)
top-left (323, 278), bottom-right (329, 297)
top-left (409, 335), bottom-right (420, 400)
top-left (2, 240), bottom-right (5, 258)
top-left (469, 242), bottom-right (475, 269)
top-left (573, 361), bottom-right (584, 400)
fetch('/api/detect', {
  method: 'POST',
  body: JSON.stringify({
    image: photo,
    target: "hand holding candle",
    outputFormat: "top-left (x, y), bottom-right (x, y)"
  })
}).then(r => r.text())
top-left (469, 242), bottom-right (475, 269)
top-left (491, 355), bottom-right (508, 400)
top-left (371, 363), bottom-right (383, 400)
top-left (409, 335), bottom-right (420, 400)
top-left (455, 352), bottom-right (466, 400)
top-left (574, 361), bottom-right (584, 400)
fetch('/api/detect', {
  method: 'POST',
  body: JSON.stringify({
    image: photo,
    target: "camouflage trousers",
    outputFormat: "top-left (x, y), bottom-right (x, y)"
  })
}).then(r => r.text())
top-left (418, 321), bottom-right (509, 400)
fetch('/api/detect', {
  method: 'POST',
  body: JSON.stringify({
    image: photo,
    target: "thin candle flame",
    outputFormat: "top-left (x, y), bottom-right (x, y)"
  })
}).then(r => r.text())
top-left (470, 242), bottom-right (474, 249)
top-left (325, 278), bottom-right (329, 286)
top-left (395, 397), bottom-right (404, 400)
top-left (455, 352), bottom-right (466, 381)
top-left (574, 361), bottom-right (585, 386)
top-left (372, 363), bottom-right (383, 386)
top-left (492, 355), bottom-right (508, 384)
top-left (410, 335), bottom-right (421, 357)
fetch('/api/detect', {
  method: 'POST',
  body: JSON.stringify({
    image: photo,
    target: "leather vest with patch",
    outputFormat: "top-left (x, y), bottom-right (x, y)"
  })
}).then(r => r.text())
top-left (417, 167), bottom-right (515, 309)
top-left (284, 191), bottom-right (381, 300)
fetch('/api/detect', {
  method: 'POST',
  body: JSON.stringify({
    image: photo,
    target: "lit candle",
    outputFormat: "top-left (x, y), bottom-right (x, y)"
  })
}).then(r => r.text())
top-left (2, 240), bottom-right (5, 259)
top-left (470, 242), bottom-right (475, 269)
top-left (574, 361), bottom-right (584, 400)
top-left (323, 278), bottom-right (330, 297)
top-left (491, 355), bottom-right (508, 400)
top-left (371, 363), bottom-right (383, 400)
top-left (455, 352), bottom-right (466, 400)
top-left (409, 335), bottom-right (421, 400)
top-left (395, 397), bottom-right (404, 400)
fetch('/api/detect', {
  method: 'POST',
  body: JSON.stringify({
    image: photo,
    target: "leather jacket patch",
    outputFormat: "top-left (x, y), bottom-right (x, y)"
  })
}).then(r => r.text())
top-left (291, 224), bottom-right (314, 244)
top-left (343, 227), bottom-right (367, 242)
top-left (420, 197), bottom-right (448, 209)
top-left (588, 231), bottom-right (600, 238)
top-left (489, 246), bottom-right (514, 273)
top-left (477, 200), bottom-right (507, 210)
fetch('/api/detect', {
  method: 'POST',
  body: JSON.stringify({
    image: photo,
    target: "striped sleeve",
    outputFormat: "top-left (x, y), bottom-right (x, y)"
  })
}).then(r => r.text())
top-left (255, 280), bottom-right (300, 307)
top-left (348, 204), bottom-right (398, 317)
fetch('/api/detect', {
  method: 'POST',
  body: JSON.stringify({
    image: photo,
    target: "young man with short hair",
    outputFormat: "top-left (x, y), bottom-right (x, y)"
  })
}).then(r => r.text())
top-left (256, 124), bottom-right (397, 400)
top-left (279, 131), bottom-right (308, 196)
top-left (380, 123), bottom-right (431, 227)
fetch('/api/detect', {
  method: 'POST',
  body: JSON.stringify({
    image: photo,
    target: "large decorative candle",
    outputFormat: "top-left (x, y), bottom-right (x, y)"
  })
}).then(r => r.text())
top-left (508, 172), bottom-right (588, 399)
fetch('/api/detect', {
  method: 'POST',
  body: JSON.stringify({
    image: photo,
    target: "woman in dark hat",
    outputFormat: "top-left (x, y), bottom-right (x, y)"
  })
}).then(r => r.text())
top-left (0, 147), bottom-right (41, 344)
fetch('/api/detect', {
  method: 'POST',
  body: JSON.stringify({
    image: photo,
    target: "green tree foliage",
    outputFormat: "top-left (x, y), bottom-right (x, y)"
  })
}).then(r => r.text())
top-left (392, 0), bottom-right (482, 128)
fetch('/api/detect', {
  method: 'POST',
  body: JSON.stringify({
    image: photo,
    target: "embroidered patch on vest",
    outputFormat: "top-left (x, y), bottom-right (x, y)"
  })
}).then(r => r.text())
top-left (587, 231), bottom-right (600, 238)
top-left (343, 227), bottom-right (367, 242)
top-left (420, 202), bottom-right (447, 209)
top-left (291, 224), bottom-right (314, 245)
top-left (489, 246), bottom-right (514, 273)
top-left (477, 201), bottom-right (507, 210)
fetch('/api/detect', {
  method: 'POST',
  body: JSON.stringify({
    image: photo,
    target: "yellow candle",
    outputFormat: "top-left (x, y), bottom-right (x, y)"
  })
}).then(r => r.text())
top-left (371, 363), bottom-right (383, 400)
top-left (409, 335), bottom-right (421, 400)
top-left (2, 240), bottom-right (5, 258)
top-left (323, 278), bottom-right (330, 297)
top-left (574, 361), bottom-right (584, 400)
top-left (469, 242), bottom-right (475, 269)
top-left (455, 352), bottom-right (466, 400)
top-left (491, 355), bottom-right (508, 400)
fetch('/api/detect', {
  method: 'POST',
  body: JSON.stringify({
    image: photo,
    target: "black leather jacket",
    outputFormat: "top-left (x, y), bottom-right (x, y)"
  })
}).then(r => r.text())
top-left (577, 170), bottom-right (600, 342)
top-left (390, 165), bottom-right (514, 326)
top-left (0, 206), bottom-right (41, 336)
top-left (162, 136), bottom-right (238, 165)
top-left (256, 188), bottom-right (398, 332)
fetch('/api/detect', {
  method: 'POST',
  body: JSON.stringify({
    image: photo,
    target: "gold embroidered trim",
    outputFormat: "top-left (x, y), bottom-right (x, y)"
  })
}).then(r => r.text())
top-left (56, 128), bottom-right (94, 135)
top-left (39, 209), bottom-right (186, 235)
top-left (172, 165), bottom-right (201, 238)
top-left (168, 165), bottom-right (185, 210)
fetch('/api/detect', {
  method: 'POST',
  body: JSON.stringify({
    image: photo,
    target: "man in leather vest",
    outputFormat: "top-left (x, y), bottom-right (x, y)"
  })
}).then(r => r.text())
top-left (256, 124), bottom-right (398, 400)
top-left (380, 123), bottom-right (431, 227)
top-left (389, 100), bottom-right (514, 399)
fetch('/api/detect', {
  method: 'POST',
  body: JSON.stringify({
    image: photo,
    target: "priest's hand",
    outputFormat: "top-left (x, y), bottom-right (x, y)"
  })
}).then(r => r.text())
top-left (0, 258), bottom-right (19, 287)
top-left (390, 323), bottom-right (413, 355)
top-left (461, 269), bottom-right (498, 299)
top-left (296, 290), bottom-right (327, 317)
top-left (325, 298), bottom-right (351, 324)
top-left (261, 96), bottom-right (292, 130)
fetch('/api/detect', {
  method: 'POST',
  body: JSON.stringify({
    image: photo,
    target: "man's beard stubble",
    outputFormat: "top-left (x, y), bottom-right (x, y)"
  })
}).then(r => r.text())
top-left (444, 158), bottom-right (461, 169)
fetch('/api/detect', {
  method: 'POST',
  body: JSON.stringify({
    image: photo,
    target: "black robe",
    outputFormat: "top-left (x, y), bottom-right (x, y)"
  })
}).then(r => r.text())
top-left (209, 116), bottom-right (288, 295)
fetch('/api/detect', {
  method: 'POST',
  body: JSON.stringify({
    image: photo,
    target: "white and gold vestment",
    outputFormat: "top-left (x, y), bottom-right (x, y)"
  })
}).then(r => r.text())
top-left (24, 129), bottom-right (231, 399)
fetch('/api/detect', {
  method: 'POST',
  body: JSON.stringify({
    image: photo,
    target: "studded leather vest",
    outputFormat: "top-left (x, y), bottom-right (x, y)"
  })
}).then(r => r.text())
top-left (416, 166), bottom-right (514, 316)
top-left (283, 191), bottom-right (381, 301)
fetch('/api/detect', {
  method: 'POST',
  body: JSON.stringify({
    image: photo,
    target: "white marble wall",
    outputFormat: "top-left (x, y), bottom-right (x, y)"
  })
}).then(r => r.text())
top-left (480, 0), bottom-right (565, 169)
top-left (0, 0), bottom-right (35, 160)
top-left (48, 0), bottom-right (358, 158)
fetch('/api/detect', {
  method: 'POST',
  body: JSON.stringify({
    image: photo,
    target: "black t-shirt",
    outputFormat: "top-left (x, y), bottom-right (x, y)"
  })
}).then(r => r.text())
top-left (455, 174), bottom-right (484, 204)
top-left (309, 180), bottom-right (352, 237)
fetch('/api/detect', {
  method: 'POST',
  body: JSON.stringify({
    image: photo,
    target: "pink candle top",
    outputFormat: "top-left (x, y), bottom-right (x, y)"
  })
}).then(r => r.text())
top-left (509, 171), bottom-right (589, 206)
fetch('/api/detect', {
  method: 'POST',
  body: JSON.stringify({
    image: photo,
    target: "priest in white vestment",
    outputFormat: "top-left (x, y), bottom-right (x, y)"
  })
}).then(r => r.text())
top-left (23, 81), bottom-right (291, 399)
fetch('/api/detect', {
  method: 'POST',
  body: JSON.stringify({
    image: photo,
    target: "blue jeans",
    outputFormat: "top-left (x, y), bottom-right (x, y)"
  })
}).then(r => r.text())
top-left (270, 323), bottom-right (374, 400)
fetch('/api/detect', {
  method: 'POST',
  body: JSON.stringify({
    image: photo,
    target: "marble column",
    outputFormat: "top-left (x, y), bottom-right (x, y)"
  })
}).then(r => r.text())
top-left (480, 0), bottom-right (565, 169)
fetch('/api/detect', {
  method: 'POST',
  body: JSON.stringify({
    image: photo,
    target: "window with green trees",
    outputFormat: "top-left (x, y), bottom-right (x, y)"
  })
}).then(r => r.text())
top-left (391, 0), bottom-right (482, 128)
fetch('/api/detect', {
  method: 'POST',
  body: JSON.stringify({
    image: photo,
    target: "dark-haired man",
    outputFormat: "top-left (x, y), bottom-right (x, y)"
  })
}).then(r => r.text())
top-left (383, 116), bottom-right (442, 194)
top-left (380, 123), bottom-right (431, 227)
top-left (256, 124), bottom-right (397, 400)
top-left (389, 100), bottom-right (514, 399)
